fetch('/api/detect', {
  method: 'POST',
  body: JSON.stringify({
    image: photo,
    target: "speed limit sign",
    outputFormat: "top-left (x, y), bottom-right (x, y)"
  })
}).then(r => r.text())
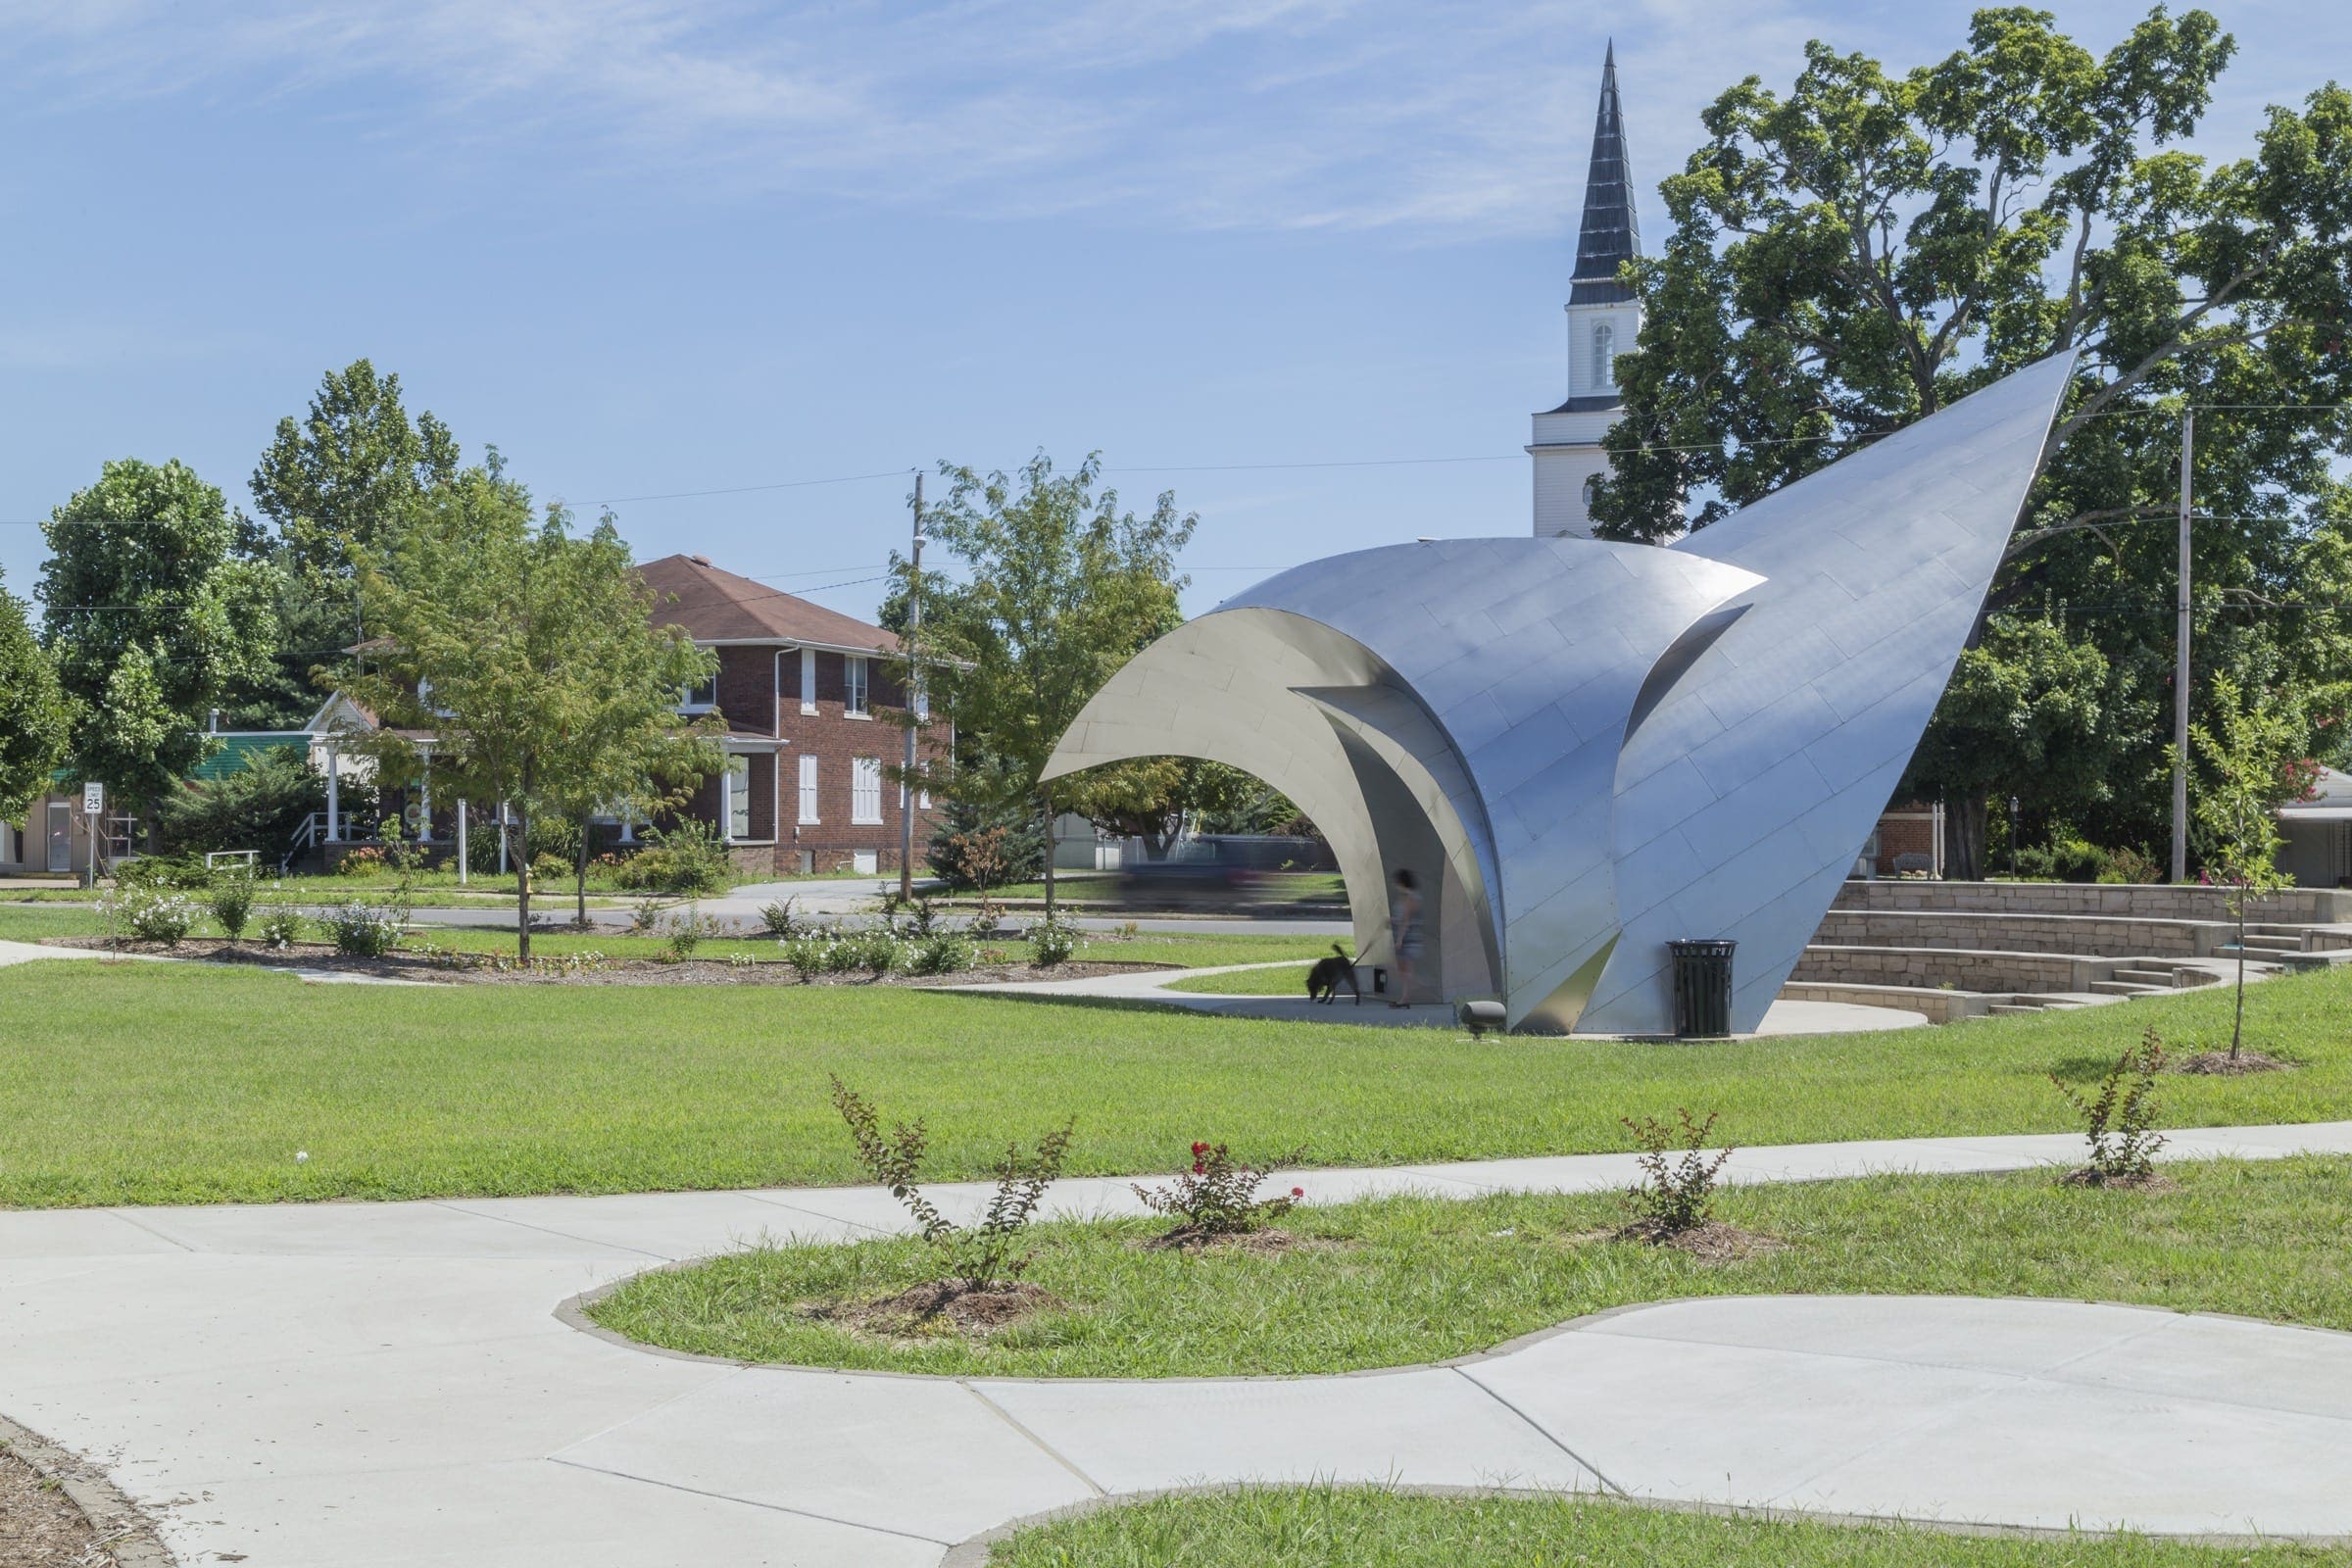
top-left (81, 782), bottom-right (104, 814)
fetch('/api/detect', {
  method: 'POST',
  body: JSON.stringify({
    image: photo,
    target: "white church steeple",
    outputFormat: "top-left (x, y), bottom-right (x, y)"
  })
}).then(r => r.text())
top-left (1530, 43), bottom-right (1644, 538)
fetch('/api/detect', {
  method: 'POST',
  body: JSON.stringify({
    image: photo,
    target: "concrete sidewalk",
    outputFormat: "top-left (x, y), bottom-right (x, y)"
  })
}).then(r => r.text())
top-left (961, 960), bottom-right (1932, 1034)
top-left (3, 1123), bottom-right (2350, 1565)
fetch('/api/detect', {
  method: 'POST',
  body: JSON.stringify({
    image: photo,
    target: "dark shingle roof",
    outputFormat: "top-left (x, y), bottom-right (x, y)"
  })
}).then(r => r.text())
top-left (637, 555), bottom-right (901, 654)
top-left (1569, 41), bottom-right (1642, 307)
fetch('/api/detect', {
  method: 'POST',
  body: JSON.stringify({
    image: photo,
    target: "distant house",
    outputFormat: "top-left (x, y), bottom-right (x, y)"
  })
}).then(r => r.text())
top-left (307, 553), bottom-right (945, 877)
top-left (2278, 766), bottom-right (2352, 887)
top-left (0, 719), bottom-right (323, 877)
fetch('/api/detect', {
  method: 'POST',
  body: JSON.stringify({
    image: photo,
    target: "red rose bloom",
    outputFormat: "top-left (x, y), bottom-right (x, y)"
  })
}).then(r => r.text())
top-left (1191, 1142), bottom-right (1209, 1156)
top-left (1291, 1186), bottom-right (1305, 1199)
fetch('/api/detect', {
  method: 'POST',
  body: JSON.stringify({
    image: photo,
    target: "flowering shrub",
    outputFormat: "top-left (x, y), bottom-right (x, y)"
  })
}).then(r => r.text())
top-left (1132, 1141), bottom-right (1306, 1239)
top-left (209, 874), bottom-right (257, 942)
top-left (852, 928), bottom-right (907, 977)
top-left (256, 906), bottom-right (307, 950)
top-left (115, 888), bottom-right (201, 946)
top-left (907, 929), bottom-right (977, 975)
top-left (1029, 915), bottom-right (1081, 967)
top-left (830, 1076), bottom-right (1074, 1289)
top-left (334, 847), bottom-right (386, 876)
top-left (321, 901), bottom-right (404, 958)
top-left (758, 899), bottom-right (801, 940)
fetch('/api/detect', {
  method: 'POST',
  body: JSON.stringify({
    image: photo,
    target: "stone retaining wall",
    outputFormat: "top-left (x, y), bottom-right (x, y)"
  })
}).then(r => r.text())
top-left (1832, 880), bottom-right (2352, 924)
top-left (1777, 981), bottom-right (1984, 1025)
top-left (1793, 944), bottom-right (2118, 993)
top-left (1811, 908), bottom-right (2222, 958)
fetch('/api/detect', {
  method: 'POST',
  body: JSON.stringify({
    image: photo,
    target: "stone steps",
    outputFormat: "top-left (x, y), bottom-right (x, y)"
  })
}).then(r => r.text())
top-left (2088, 979), bottom-right (2169, 998)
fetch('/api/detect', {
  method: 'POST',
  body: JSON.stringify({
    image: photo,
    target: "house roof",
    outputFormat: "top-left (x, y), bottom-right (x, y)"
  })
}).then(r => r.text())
top-left (638, 554), bottom-right (901, 655)
top-left (191, 733), bottom-right (309, 782)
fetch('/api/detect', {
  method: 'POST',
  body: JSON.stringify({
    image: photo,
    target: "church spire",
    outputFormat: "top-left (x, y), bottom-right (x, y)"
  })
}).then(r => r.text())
top-left (1569, 40), bottom-right (1640, 306)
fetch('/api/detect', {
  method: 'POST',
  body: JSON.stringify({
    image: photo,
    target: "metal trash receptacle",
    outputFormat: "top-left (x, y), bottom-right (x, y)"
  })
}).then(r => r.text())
top-left (1669, 938), bottom-right (1737, 1039)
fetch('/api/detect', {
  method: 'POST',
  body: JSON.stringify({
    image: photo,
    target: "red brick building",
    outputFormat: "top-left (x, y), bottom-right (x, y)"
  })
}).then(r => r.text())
top-left (642, 554), bottom-right (944, 876)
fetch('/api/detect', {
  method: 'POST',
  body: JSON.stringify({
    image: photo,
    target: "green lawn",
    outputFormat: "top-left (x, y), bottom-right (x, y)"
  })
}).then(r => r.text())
top-left (984, 1487), bottom-right (2344, 1568)
top-left (587, 1155), bottom-right (2352, 1377)
top-left (1165, 961), bottom-right (1317, 995)
top-left (2, 928), bottom-right (2349, 1207)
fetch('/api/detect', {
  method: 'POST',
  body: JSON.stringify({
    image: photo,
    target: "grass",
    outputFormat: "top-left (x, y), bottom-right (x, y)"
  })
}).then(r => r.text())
top-left (586, 1155), bottom-right (2352, 1377)
top-left (983, 1486), bottom-right (2348, 1567)
top-left (978, 871), bottom-right (1347, 905)
top-left (1165, 961), bottom-right (1316, 995)
top-left (3, 909), bottom-right (2350, 1206)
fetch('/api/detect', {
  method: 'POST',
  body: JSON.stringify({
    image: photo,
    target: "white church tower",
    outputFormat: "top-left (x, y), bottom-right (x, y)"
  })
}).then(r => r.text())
top-left (1530, 43), bottom-right (1643, 538)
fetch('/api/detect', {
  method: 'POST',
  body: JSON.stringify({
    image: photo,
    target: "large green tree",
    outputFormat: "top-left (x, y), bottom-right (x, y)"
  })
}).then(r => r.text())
top-left (329, 471), bottom-right (718, 956)
top-left (1591, 6), bottom-right (2352, 874)
top-left (229, 360), bottom-right (463, 727)
top-left (0, 565), bottom-right (71, 822)
top-left (895, 453), bottom-right (1196, 917)
top-left (38, 459), bottom-right (281, 845)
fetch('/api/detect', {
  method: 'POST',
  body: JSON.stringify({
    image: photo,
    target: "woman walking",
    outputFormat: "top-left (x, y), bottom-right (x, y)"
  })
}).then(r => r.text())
top-left (1389, 867), bottom-right (1423, 1008)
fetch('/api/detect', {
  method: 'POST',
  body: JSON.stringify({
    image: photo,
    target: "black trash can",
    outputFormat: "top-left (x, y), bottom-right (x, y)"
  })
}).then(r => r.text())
top-left (1669, 938), bottom-right (1737, 1039)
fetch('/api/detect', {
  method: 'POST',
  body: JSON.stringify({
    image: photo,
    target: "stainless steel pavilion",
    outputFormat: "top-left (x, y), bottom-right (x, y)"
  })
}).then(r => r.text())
top-left (1045, 353), bottom-right (2079, 1034)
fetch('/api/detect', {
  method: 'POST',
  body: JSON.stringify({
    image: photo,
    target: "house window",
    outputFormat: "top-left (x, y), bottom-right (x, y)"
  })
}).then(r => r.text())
top-left (681, 673), bottom-right (717, 712)
top-left (844, 656), bottom-right (870, 717)
top-left (852, 757), bottom-right (883, 824)
top-left (726, 754), bottom-right (751, 841)
top-left (798, 754), bottom-right (820, 824)
top-left (1581, 474), bottom-right (1599, 508)
top-left (800, 648), bottom-right (817, 714)
top-left (1592, 321), bottom-right (1617, 389)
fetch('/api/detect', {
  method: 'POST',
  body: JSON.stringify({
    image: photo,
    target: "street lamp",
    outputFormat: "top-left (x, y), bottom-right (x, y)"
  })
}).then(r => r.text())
top-left (2009, 795), bottom-right (2022, 878)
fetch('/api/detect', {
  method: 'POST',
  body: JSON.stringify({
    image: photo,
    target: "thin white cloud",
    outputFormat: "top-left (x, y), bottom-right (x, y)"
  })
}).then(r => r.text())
top-left (0, 0), bottom-right (2330, 237)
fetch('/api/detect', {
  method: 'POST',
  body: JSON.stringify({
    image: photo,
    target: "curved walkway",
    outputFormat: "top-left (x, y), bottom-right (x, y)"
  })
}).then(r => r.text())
top-left (3, 1122), bottom-right (2349, 1566)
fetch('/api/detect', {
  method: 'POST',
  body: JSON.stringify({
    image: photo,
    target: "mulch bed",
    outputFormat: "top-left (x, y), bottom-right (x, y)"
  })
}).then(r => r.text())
top-left (37, 936), bottom-right (1167, 989)
top-left (1134, 1225), bottom-right (1330, 1253)
top-left (799, 1279), bottom-right (1065, 1338)
top-left (1614, 1217), bottom-right (1787, 1261)
top-left (2171, 1050), bottom-right (2294, 1076)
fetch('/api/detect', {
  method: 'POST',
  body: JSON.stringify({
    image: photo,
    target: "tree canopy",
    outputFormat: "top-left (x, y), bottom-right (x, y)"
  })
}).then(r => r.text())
top-left (894, 453), bottom-right (1196, 913)
top-left (232, 360), bottom-right (464, 726)
top-left (0, 565), bottom-right (70, 822)
top-left (328, 471), bottom-right (719, 955)
top-left (37, 458), bottom-right (281, 835)
top-left (1591, 6), bottom-right (2352, 873)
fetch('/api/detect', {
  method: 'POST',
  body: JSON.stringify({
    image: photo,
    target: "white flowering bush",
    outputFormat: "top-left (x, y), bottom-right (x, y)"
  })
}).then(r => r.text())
top-left (321, 902), bottom-right (403, 958)
top-left (114, 888), bottom-right (201, 946)
top-left (852, 929), bottom-right (907, 977)
top-left (907, 929), bottom-right (977, 975)
top-left (256, 906), bottom-right (307, 950)
top-left (1029, 916), bottom-right (1082, 967)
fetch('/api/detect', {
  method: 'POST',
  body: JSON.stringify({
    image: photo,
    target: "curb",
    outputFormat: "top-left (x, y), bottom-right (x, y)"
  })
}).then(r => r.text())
top-left (0, 1414), bottom-right (177, 1568)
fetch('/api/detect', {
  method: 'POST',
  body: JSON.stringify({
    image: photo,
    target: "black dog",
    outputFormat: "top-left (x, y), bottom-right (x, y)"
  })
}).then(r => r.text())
top-left (1305, 943), bottom-right (1359, 1004)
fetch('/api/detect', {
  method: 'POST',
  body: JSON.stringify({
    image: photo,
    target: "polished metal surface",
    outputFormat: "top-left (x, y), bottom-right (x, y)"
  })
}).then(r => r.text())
top-left (1045, 354), bottom-right (2078, 1033)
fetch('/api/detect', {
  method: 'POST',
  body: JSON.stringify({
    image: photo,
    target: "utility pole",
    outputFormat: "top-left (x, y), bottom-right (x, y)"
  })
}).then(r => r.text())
top-left (2171, 409), bottom-right (2194, 884)
top-left (899, 470), bottom-right (924, 904)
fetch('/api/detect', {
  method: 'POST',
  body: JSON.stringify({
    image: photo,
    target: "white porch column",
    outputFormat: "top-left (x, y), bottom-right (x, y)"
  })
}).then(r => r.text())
top-left (456, 800), bottom-right (468, 886)
top-left (417, 751), bottom-right (433, 843)
top-left (498, 803), bottom-right (511, 874)
top-left (620, 816), bottom-right (636, 845)
top-left (718, 756), bottom-right (735, 844)
top-left (325, 748), bottom-right (342, 842)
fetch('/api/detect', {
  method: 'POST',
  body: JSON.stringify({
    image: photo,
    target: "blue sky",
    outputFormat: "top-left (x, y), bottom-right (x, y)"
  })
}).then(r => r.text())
top-left (1, 0), bottom-right (2341, 620)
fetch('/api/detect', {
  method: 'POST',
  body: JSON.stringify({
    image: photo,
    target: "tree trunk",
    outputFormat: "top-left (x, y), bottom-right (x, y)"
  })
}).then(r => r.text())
top-left (1941, 796), bottom-right (1989, 882)
top-left (575, 818), bottom-right (590, 927)
top-left (2231, 894), bottom-right (2247, 1061)
top-left (1041, 793), bottom-right (1056, 922)
top-left (515, 808), bottom-right (532, 960)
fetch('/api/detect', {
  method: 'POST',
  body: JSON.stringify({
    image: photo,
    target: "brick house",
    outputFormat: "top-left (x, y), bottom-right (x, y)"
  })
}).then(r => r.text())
top-left (305, 554), bottom-right (945, 877)
top-left (641, 554), bottom-right (944, 877)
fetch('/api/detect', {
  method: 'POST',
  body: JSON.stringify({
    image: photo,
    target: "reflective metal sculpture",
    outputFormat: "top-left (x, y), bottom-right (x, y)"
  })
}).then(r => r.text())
top-left (1046, 354), bottom-right (2078, 1033)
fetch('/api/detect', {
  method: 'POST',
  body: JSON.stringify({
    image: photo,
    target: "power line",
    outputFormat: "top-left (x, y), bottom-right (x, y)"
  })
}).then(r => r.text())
top-left (597, 468), bottom-right (912, 505)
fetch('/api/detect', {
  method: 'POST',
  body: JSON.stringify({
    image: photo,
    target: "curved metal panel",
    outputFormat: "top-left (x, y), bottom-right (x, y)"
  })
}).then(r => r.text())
top-left (1045, 353), bottom-right (2074, 1036)
top-left (1581, 351), bottom-right (2080, 1034)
